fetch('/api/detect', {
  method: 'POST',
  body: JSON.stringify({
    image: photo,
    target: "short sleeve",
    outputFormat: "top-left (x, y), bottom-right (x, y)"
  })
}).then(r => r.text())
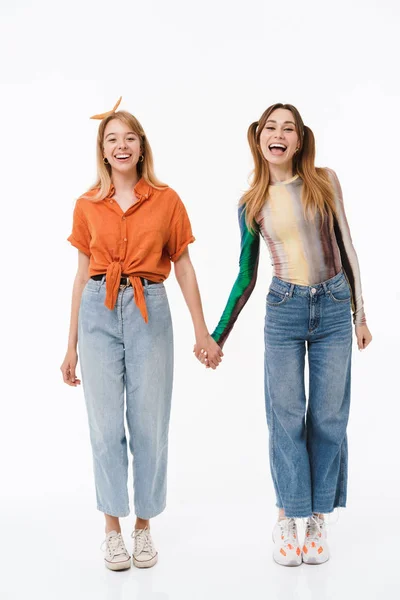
top-left (67, 200), bottom-right (91, 256)
top-left (166, 197), bottom-right (195, 262)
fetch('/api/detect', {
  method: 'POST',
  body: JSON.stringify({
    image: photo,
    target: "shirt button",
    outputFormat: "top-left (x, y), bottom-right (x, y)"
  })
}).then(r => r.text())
top-left (109, 199), bottom-right (113, 203)
top-left (311, 287), bottom-right (317, 294)
top-left (122, 216), bottom-right (126, 220)
top-left (124, 238), bottom-right (127, 242)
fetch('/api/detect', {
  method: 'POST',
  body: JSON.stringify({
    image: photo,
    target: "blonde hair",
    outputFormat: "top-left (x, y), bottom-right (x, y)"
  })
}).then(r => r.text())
top-left (85, 110), bottom-right (166, 200)
top-left (241, 103), bottom-right (336, 231)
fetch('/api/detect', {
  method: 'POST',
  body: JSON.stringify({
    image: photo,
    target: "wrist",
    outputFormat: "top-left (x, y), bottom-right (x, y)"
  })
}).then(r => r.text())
top-left (194, 326), bottom-right (209, 339)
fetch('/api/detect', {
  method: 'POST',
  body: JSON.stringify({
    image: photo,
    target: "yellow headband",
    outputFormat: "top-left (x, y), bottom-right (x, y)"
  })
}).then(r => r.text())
top-left (90, 96), bottom-right (122, 120)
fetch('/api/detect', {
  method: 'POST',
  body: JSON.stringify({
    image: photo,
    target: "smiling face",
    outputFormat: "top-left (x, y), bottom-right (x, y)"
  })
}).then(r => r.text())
top-left (103, 118), bottom-right (142, 174)
top-left (259, 108), bottom-right (300, 168)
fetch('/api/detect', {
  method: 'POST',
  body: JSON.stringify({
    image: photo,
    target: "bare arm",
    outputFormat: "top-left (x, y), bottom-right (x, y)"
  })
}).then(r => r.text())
top-left (174, 248), bottom-right (223, 369)
top-left (60, 251), bottom-right (90, 386)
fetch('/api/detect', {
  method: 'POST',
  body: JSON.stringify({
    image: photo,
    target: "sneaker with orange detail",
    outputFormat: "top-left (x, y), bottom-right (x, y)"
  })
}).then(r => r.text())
top-left (303, 514), bottom-right (330, 565)
top-left (272, 518), bottom-right (302, 567)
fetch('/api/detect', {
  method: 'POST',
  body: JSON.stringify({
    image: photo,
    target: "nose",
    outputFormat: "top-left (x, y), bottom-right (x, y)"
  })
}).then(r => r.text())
top-left (118, 140), bottom-right (127, 149)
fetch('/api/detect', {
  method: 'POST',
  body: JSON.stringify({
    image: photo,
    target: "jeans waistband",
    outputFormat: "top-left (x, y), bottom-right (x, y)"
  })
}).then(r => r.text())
top-left (91, 274), bottom-right (157, 287)
top-left (270, 270), bottom-right (347, 298)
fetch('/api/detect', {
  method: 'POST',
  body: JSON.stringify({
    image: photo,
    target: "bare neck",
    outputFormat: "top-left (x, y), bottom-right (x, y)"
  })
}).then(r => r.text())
top-left (111, 170), bottom-right (139, 197)
top-left (268, 162), bottom-right (295, 184)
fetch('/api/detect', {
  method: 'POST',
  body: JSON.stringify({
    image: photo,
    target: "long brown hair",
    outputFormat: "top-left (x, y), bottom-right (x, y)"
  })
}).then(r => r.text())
top-left (85, 110), bottom-right (166, 200)
top-left (241, 103), bottom-right (336, 231)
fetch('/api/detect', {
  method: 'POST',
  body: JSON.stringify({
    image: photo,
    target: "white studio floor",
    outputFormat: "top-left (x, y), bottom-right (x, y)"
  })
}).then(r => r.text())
top-left (2, 491), bottom-right (399, 600)
top-left (3, 325), bottom-right (400, 600)
top-left (3, 316), bottom-right (399, 600)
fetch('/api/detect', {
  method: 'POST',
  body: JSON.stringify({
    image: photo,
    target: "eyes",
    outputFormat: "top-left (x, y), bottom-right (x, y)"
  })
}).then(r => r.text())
top-left (265, 126), bottom-right (294, 132)
top-left (106, 136), bottom-right (137, 143)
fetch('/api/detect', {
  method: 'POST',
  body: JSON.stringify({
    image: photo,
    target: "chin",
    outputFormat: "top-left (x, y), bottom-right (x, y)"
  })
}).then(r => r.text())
top-left (112, 163), bottom-right (136, 173)
top-left (267, 156), bottom-right (291, 165)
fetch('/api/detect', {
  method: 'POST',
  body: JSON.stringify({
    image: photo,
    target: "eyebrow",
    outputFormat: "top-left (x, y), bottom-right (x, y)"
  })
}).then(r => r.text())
top-left (105, 131), bottom-right (136, 138)
top-left (266, 120), bottom-right (296, 126)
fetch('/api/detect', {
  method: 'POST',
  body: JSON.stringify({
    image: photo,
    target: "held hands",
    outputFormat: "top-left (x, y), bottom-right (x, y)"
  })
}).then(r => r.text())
top-left (60, 349), bottom-right (81, 387)
top-left (355, 324), bottom-right (372, 351)
top-left (193, 333), bottom-right (224, 370)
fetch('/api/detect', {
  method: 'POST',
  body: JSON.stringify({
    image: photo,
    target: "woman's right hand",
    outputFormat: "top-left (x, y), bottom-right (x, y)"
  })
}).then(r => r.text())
top-left (193, 334), bottom-right (224, 370)
top-left (60, 349), bottom-right (81, 387)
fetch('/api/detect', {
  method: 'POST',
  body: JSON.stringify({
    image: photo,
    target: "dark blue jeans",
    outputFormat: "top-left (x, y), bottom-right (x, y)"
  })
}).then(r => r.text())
top-left (264, 270), bottom-right (352, 517)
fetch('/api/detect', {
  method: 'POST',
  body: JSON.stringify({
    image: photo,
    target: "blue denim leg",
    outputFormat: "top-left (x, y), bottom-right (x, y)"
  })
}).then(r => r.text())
top-left (264, 271), bottom-right (353, 518)
top-left (78, 278), bottom-right (173, 519)
top-left (306, 275), bottom-right (352, 513)
top-left (264, 280), bottom-right (312, 517)
top-left (123, 284), bottom-right (173, 520)
top-left (78, 279), bottom-right (129, 517)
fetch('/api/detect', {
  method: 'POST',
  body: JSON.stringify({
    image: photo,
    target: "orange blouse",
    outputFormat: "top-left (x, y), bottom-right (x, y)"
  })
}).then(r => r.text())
top-left (68, 178), bottom-right (195, 322)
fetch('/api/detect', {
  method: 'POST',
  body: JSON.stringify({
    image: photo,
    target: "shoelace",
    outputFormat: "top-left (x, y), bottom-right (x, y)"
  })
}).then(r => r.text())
top-left (279, 518), bottom-right (298, 548)
top-left (132, 529), bottom-right (155, 556)
top-left (305, 515), bottom-right (324, 543)
top-left (100, 533), bottom-right (128, 559)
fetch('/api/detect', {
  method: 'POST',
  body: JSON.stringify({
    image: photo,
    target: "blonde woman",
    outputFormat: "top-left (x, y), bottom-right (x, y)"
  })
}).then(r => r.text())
top-left (207, 103), bottom-right (372, 566)
top-left (60, 99), bottom-right (222, 570)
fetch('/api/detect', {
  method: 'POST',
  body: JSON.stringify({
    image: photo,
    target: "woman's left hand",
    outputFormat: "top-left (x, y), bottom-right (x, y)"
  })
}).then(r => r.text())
top-left (355, 324), bottom-right (372, 350)
top-left (193, 334), bottom-right (224, 369)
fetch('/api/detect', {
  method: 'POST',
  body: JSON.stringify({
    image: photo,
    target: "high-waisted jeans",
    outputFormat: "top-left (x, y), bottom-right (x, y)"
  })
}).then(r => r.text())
top-left (264, 270), bottom-right (353, 517)
top-left (78, 277), bottom-right (173, 519)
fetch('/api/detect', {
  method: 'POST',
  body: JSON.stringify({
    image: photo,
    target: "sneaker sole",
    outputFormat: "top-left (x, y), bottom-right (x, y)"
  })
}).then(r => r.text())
top-left (303, 556), bottom-right (329, 565)
top-left (273, 556), bottom-right (302, 567)
top-left (132, 553), bottom-right (158, 569)
top-left (105, 558), bottom-right (132, 571)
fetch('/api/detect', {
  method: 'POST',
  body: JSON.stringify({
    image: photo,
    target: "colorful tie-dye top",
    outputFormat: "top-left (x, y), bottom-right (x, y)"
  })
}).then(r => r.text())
top-left (212, 169), bottom-right (366, 348)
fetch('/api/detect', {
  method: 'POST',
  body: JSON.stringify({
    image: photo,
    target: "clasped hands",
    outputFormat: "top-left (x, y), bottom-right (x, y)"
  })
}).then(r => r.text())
top-left (193, 333), bottom-right (223, 370)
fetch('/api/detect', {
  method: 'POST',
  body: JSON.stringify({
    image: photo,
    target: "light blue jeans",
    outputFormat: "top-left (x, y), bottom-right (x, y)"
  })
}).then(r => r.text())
top-left (78, 277), bottom-right (173, 519)
top-left (264, 270), bottom-right (352, 517)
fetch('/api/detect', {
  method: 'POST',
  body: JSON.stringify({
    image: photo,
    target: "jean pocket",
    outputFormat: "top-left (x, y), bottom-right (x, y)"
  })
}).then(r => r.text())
top-left (145, 283), bottom-right (166, 297)
top-left (84, 279), bottom-right (102, 294)
top-left (266, 287), bottom-right (290, 306)
top-left (327, 279), bottom-right (351, 302)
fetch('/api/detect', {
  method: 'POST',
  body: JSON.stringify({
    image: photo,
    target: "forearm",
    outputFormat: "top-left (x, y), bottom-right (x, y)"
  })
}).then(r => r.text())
top-left (212, 207), bottom-right (260, 348)
top-left (175, 264), bottom-right (208, 338)
top-left (328, 169), bottom-right (367, 326)
top-left (211, 263), bottom-right (258, 347)
top-left (67, 275), bottom-right (89, 350)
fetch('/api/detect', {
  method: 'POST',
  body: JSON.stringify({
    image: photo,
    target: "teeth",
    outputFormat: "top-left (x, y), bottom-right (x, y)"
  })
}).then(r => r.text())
top-left (115, 154), bottom-right (130, 159)
top-left (269, 144), bottom-right (287, 150)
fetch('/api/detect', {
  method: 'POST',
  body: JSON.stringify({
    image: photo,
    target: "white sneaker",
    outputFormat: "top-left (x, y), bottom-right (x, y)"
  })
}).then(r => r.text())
top-left (101, 530), bottom-right (131, 571)
top-left (272, 518), bottom-right (302, 567)
top-left (132, 528), bottom-right (158, 568)
top-left (303, 515), bottom-right (330, 565)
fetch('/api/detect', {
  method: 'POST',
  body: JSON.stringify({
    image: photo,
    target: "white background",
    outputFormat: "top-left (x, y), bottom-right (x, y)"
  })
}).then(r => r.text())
top-left (1, 0), bottom-right (399, 598)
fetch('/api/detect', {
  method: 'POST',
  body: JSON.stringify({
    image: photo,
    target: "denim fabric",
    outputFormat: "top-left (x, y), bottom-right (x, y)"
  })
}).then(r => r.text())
top-left (264, 270), bottom-right (352, 517)
top-left (78, 277), bottom-right (173, 519)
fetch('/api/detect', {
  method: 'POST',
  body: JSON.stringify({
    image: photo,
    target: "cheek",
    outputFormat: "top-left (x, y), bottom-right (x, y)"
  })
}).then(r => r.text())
top-left (259, 133), bottom-right (270, 155)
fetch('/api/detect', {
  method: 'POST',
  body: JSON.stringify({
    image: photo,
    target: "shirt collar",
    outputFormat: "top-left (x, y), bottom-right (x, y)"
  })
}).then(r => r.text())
top-left (106, 177), bottom-right (153, 202)
top-left (134, 178), bottom-right (153, 201)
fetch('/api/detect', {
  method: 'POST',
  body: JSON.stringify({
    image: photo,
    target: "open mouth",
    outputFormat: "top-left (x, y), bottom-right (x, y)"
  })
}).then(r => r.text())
top-left (114, 154), bottom-right (131, 162)
top-left (268, 144), bottom-right (287, 156)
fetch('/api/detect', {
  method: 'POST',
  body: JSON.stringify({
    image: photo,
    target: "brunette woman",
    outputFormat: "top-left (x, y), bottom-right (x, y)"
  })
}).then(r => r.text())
top-left (207, 103), bottom-right (372, 566)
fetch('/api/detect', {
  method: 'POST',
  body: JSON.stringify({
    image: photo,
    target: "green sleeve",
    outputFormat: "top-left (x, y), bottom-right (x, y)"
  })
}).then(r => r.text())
top-left (211, 206), bottom-right (260, 348)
